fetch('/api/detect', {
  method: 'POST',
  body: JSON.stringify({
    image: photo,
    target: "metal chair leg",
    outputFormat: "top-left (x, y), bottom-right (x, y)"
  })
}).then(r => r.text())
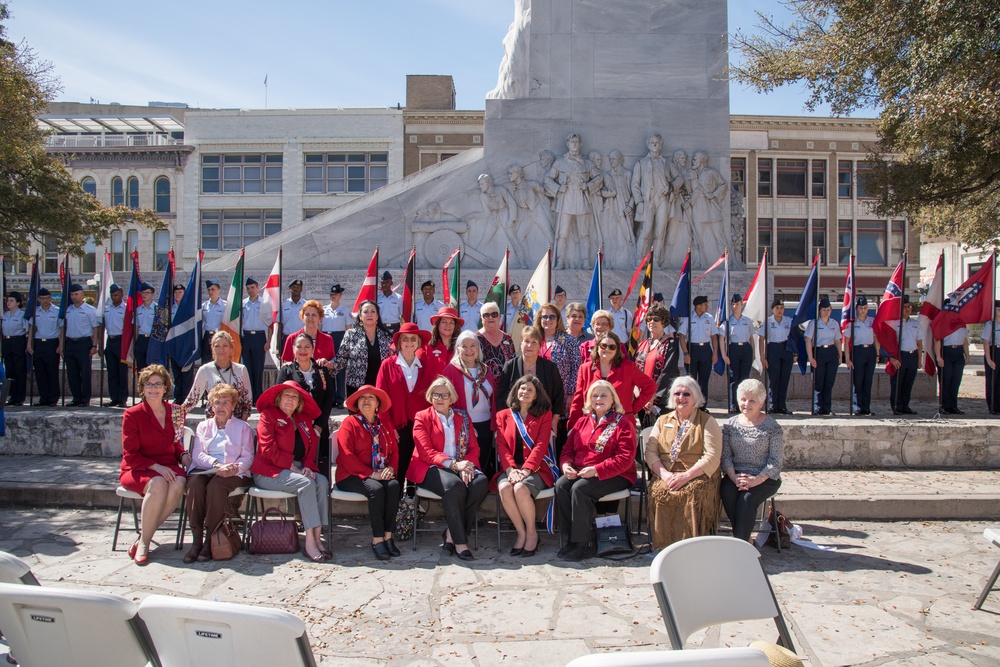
top-left (975, 558), bottom-right (1000, 610)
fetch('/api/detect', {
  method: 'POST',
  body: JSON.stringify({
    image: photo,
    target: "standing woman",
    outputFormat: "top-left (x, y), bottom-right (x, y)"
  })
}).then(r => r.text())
top-left (804, 298), bottom-right (842, 415)
top-left (183, 331), bottom-right (253, 420)
top-left (634, 304), bottom-right (680, 426)
top-left (120, 365), bottom-right (191, 565)
top-left (419, 306), bottom-right (462, 380)
top-left (935, 298), bottom-right (970, 415)
top-left (281, 300), bottom-right (335, 365)
top-left (477, 301), bottom-right (516, 378)
top-left (564, 302), bottom-right (593, 345)
top-left (496, 326), bottom-right (564, 441)
top-left (409, 376), bottom-right (489, 561)
top-left (534, 303), bottom-right (581, 422)
top-left (2, 291), bottom-right (28, 406)
top-left (569, 332), bottom-right (657, 425)
top-left (276, 333), bottom-right (336, 470)
top-left (332, 300), bottom-right (394, 396)
top-left (443, 331), bottom-right (499, 477)
top-left (758, 299), bottom-right (793, 414)
top-left (495, 375), bottom-right (554, 556)
top-left (335, 385), bottom-right (401, 561)
top-left (580, 309), bottom-right (630, 362)
top-left (376, 322), bottom-right (431, 491)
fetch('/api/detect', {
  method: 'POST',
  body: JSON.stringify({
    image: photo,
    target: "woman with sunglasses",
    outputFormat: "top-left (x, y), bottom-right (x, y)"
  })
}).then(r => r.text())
top-left (534, 303), bottom-right (581, 456)
top-left (569, 331), bottom-right (657, 426)
top-left (634, 304), bottom-right (680, 427)
top-left (644, 375), bottom-right (722, 549)
top-left (477, 301), bottom-right (516, 378)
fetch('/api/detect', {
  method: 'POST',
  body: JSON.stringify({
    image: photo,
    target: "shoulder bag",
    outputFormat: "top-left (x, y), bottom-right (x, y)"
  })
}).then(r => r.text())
top-left (248, 507), bottom-right (300, 554)
top-left (210, 517), bottom-right (242, 560)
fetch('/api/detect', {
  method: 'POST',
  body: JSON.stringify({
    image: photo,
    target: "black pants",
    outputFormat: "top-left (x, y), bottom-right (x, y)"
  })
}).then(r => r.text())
top-left (728, 343), bottom-right (752, 408)
top-left (851, 345), bottom-right (876, 412)
top-left (337, 475), bottom-right (401, 537)
top-left (2, 335), bottom-right (27, 404)
top-left (104, 335), bottom-right (128, 404)
top-left (200, 331), bottom-right (216, 365)
top-left (766, 342), bottom-right (792, 412)
top-left (33, 339), bottom-right (59, 405)
top-left (135, 334), bottom-right (150, 371)
top-left (720, 476), bottom-right (781, 542)
top-left (813, 346), bottom-right (839, 413)
top-left (240, 330), bottom-right (267, 401)
top-left (330, 330), bottom-right (346, 405)
top-left (554, 474), bottom-right (631, 543)
top-left (890, 350), bottom-right (918, 412)
top-left (170, 356), bottom-right (194, 403)
top-left (396, 422), bottom-right (416, 495)
top-left (986, 345), bottom-right (1000, 413)
top-left (688, 343), bottom-right (713, 406)
top-left (64, 337), bottom-right (93, 403)
top-left (473, 420), bottom-right (496, 479)
top-left (940, 346), bottom-right (965, 412)
top-left (419, 467), bottom-right (489, 545)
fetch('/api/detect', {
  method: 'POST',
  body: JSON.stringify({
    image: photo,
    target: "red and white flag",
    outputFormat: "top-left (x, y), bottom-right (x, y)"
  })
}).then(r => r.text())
top-left (930, 252), bottom-right (995, 340)
top-left (261, 249), bottom-right (281, 365)
top-left (743, 251), bottom-right (768, 374)
top-left (919, 254), bottom-right (944, 376)
top-left (352, 248), bottom-right (379, 318)
top-left (873, 255), bottom-right (906, 368)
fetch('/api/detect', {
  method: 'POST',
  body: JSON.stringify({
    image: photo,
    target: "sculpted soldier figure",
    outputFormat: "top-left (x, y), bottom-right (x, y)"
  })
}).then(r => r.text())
top-left (686, 150), bottom-right (730, 265)
top-left (507, 164), bottom-right (554, 255)
top-left (662, 149), bottom-right (692, 268)
top-left (544, 134), bottom-right (602, 269)
top-left (477, 174), bottom-right (525, 264)
top-left (631, 134), bottom-right (671, 261)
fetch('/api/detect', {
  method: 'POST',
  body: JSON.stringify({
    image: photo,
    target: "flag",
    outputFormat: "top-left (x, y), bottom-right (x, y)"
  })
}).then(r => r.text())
top-left (442, 247), bottom-right (461, 309)
top-left (623, 250), bottom-right (653, 302)
top-left (147, 250), bottom-right (174, 367)
top-left (873, 254), bottom-right (906, 373)
top-left (743, 250), bottom-right (768, 374)
top-left (692, 252), bottom-right (727, 284)
top-left (586, 251), bottom-right (603, 329)
top-left (712, 252), bottom-right (729, 376)
top-left (628, 256), bottom-right (653, 357)
top-left (96, 252), bottom-right (114, 345)
top-left (484, 249), bottom-right (509, 329)
top-left (841, 255), bottom-right (856, 335)
top-left (788, 254), bottom-right (820, 374)
top-left (517, 250), bottom-right (551, 326)
top-left (165, 257), bottom-right (202, 370)
top-left (56, 253), bottom-right (71, 327)
top-left (352, 248), bottom-right (379, 318)
top-left (260, 249), bottom-right (281, 365)
top-left (931, 252), bottom-right (996, 339)
top-left (401, 247), bottom-right (416, 324)
top-left (669, 251), bottom-right (692, 322)
top-left (121, 251), bottom-right (142, 366)
top-left (221, 248), bottom-right (245, 362)
top-left (919, 253), bottom-right (944, 376)
top-left (24, 254), bottom-right (40, 374)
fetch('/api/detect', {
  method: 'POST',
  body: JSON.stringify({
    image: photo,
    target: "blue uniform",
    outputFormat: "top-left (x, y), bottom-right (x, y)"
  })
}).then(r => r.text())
top-left (758, 315), bottom-right (792, 413)
top-left (679, 311), bottom-right (717, 406)
top-left (135, 302), bottom-right (157, 370)
top-left (63, 302), bottom-right (100, 404)
top-left (241, 296), bottom-right (270, 401)
top-left (940, 327), bottom-right (968, 413)
top-left (200, 298), bottom-right (227, 364)
top-left (719, 315), bottom-right (753, 409)
top-left (103, 300), bottom-right (128, 404)
top-left (31, 305), bottom-right (60, 405)
top-left (890, 317), bottom-right (921, 413)
top-left (805, 318), bottom-right (842, 414)
top-left (377, 291), bottom-right (402, 332)
top-left (322, 302), bottom-right (351, 405)
top-left (845, 315), bottom-right (877, 413)
top-left (983, 322), bottom-right (1000, 413)
top-left (2, 308), bottom-right (29, 404)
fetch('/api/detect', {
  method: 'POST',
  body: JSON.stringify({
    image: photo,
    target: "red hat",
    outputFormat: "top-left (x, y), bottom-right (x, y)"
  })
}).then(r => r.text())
top-left (429, 306), bottom-right (464, 328)
top-left (392, 321), bottom-right (431, 349)
top-left (345, 384), bottom-right (392, 414)
top-left (257, 380), bottom-right (320, 421)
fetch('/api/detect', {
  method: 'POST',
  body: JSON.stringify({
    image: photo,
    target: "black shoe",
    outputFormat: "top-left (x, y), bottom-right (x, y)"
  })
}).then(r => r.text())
top-left (560, 544), bottom-right (594, 562)
top-left (509, 547), bottom-right (524, 556)
top-left (371, 541), bottom-right (391, 561)
top-left (441, 529), bottom-right (455, 555)
top-left (954, 409), bottom-right (965, 415)
top-left (557, 542), bottom-right (576, 558)
top-left (892, 409), bottom-right (901, 415)
top-left (455, 549), bottom-right (475, 561)
top-left (519, 546), bottom-right (537, 557)
top-left (385, 539), bottom-right (401, 557)
top-left (815, 409), bottom-right (831, 415)
top-left (902, 408), bottom-right (917, 415)
top-left (853, 410), bottom-right (864, 416)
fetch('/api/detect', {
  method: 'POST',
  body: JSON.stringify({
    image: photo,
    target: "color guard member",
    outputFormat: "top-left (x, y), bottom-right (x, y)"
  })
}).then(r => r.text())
top-left (889, 296), bottom-right (921, 415)
top-left (377, 271), bottom-right (402, 334)
top-left (805, 298), bottom-right (841, 415)
top-left (2, 291), bottom-right (29, 406)
top-left (29, 288), bottom-right (60, 407)
top-left (322, 283), bottom-right (351, 407)
top-left (757, 299), bottom-right (793, 414)
top-left (280, 278), bottom-right (305, 352)
top-left (935, 299), bottom-right (969, 415)
top-left (459, 280), bottom-right (483, 333)
top-left (62, 283), bottom-right (100, 406)
top-left (102, 283), bottom-right (128, 407)
top-left (135, 282), bottom-right (156, 370)
top-left (608, 288), bottom-right (632, 342)
top-left (719, 293), bottom-right (753, 413)
top-left (415, 280), bottom-right (444, 332)
top-left (844, 296), bottom-right (879, 416)
top-left (983, 300), bottom-right (1000, 415)
top-left (678, 295), bottom-right (717, 409)
top-left (241, 276), bottom-right (271, 401)
top-left (201, 280), bottom-right (225, 365)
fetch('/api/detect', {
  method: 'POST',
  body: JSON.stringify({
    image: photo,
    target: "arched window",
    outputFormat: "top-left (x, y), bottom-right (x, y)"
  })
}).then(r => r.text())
top-left (154, 176), bottom-right (170, 213)
top-left (154, 230), bottom-right (170, 271)
top-left (81, 177), bottom-right (97, 198)
top-left (127, 177), bottom-right (139, 209)
top-left (111, 177), bottom-right (124, 206)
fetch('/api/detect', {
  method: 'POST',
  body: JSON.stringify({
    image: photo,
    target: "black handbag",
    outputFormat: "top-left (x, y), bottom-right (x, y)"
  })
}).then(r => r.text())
top-left (594, 522), bottom-right (635, 559)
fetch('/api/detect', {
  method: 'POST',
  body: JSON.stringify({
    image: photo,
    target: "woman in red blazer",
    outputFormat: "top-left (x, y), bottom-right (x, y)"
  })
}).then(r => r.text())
top-left (569, 332), bottom-right (658, 425)
top-left (556, 379), bottom-right (638, 562)
top-left (495, 375), bottom-right (555, 557)
top-left (252, 380), bottom-right (329, 562)
top-left (409, 376), bottom-right (489, 561)
top-left (375, 322), bottom-right (431, 490)
top-left (442, 330), bottom-right (499, 478)
top-left (120, 364), bottom-right (192, 566)
top-left (335, 385), bottom-right (401, 561)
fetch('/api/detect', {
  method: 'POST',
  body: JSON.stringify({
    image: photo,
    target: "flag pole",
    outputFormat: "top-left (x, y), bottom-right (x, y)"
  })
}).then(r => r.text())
top-left (811, 253), bottom-right (819, 416)
top-left (277, 245), bottom-right (283, 357)
top-left (849, 255), bottom-right (856, 415)
top-left (894, 250), bottom-right (907, 414)
top-left (937, 252), bottom-right (945, 417)
top-left (724, 249), bottom-right (732, 413)
top-left (598, 249), bottom-right (604, 311)
top-left (59, 253), bottom-right (68, 407)
top-left (547, 246), bottom-right (552, 302)
top-left (991, 250), bottom-right (998, 415)
top-left (28, 252), bottom-right (38, 407)
top-left (686, 247), bottom-right (692, 376)
top-left (503, 246), bottom-right (510, 332)
top-left (762, 250), bottom-right (770, 408)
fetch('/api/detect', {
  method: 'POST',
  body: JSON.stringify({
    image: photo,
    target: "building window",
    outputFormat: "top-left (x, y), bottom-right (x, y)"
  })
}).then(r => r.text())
top-left (2, 254), bottom-right (28, 274)
top-left (775, 219), bottom-right (807, 265)
top-left (838, 220), bottom-right (853, 264)
top-left (303, 209), bottom-right (329, 220)
top-left (154, 177), bottom-right (171, 213)
top-left (201, 154), bottom-right (282, 194)
top-left (838, 161), bottom-right (853, 198)
top-left (126, 176), bottom-right (139, 209)
top-left (111, 230), bottom-right (138, 271)
top-left (111, 177), bottom-right (124, 206)
top-left (304, 153), bottom-right (388, 194)
top-left (757, 158), bottom-right (772, 197)
top-left (856, 161), bottom-right (874, 198)
top-left (812, 219), bottom-right (827, 264)
top-left (857, 220), bottom-right (886, 266)
top-left (776, 160), bottom-right (806, 197)
top-left (80, 238), bottom-right (96, 275)
top-left (811, 160), bottom-right (826, 198)
top-left (890, 219), bottom-right (906, 262)
top-left (731, 158), bottom-right (746, 197)
top-left (43, 236), bottom-right (58, 274)
top-left (200, 209), bottom-right (282, 251)
top-left (81, 177), bottom-right (97, 198)
top-left (757, 219), bottom-right (772, 264)
top-left (154, 230), bottom-right (171, 271)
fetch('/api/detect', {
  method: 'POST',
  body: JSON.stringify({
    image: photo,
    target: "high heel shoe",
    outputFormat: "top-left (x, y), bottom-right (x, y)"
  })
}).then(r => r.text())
top-left (134, 542), bottom-right (149, 566)
top-left (441, 529), bottom-right (455, 555)
top-left (519, 545), bottom-right (538, 557)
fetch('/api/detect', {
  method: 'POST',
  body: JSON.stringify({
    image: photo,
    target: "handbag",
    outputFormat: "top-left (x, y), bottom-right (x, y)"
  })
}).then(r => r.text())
top-left (210, 517), bottom-right (242, 560)
top-left (765, 507), bottom-right (792, 550)
top-left (393, 496), bottom-right (414, 542)
top-left (247, 507), bottom-right (300, 555)
top-left (594, 522), bottom-right (635, 559)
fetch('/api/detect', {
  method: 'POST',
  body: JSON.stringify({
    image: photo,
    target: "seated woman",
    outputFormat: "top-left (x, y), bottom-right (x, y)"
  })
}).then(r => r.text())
top-left (120, 364), bottom-right (192, 566)
top-left (276, 333), bottom-right (336, 470)
top-left (645, 375), bottom-right (722, 550)
top-left (183, 383), bottom-right (254, 563)
top-left (252, 380), bottom-right (330, 562)
top-left (495, 375), bottom-right (554, 557)
top-left (410, 376), bottom-right (489, 561)
top-left (721, 379), bottom-right (783, 542)
top-left (182, 331), bottom-right (253, 420)
top-left (555, 380), bottom-right (637, 562)
top-left (335, 385), bottom-right (401, 561)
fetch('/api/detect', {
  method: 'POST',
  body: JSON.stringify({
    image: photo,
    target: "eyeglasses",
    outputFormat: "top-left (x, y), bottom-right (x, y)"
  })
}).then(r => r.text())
top-left (647, 317), bottom-right (663, 323)
top-left (143, 382), bottom-right (165, 389)
top-left (599, 343), bottom-right (618, 350)
top-left (482, 312), bottom-right (500, 318)
top-left (431, 392), bottom-right (451, 401)
top-left (673, 391), bottom-right (692, 398)
top-left (211, 400), bottom-right (232, 407)
top-left (540, 314), bottom-right (557, 321)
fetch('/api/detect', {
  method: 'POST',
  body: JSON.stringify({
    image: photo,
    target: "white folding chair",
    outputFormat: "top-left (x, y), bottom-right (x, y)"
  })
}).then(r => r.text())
top-left (138, 593), bottom-right (316, 667)
top-left (0, 582), bottom-right (158, 667)
top-left (566, 647), bottom-right (771, 666)
top-left (650, 536), bottom-right (795, 651)
top-left (327, 435), bottom-right (369, 540)
top-left (0, 552), bottom-right (38, 586)
top-left (974, 527), bottom-right (1000, 610)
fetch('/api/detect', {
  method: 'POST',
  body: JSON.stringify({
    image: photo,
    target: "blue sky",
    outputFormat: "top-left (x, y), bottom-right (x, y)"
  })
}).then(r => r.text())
top-left (8, 0), bottom-right (874, 117)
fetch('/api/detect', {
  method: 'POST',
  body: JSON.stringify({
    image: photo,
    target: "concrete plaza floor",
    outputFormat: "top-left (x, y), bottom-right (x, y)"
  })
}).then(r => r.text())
top-left (0, 508), bottom-right (998, 666)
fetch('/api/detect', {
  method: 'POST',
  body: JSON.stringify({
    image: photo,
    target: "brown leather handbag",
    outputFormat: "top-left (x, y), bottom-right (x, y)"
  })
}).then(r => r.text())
top-left (210, 517), bottom-right (242, 560)
top-left (247, 507), bottom-right (300, 554)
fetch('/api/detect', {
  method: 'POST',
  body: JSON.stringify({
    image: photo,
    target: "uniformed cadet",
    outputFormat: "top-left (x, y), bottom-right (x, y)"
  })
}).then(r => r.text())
top-left (102, 283), bottom-right (128, 407)
top-left (170, 283), bottom-right (194, 403)
top-left (241, 276), bottom-right (271, 401)
top-left (29, 287), bottom-right (60, 406)
top-left (460, 280), bottom-right (483, 333)
top-left (844, 296), bottom-right (879, 416)
top-left (135, 282), bottom-right (157, 370)
top-left (983, 300), bottom-right (1000, 415)
top-left (719, 293), bottom-right (754, 412)
top-left (757, 299), bottom-right (793, 414)
top-left (504, 284), bottom-right (522, 331)
top-left (322, 283), bottom-right (351, 407)
top-left (377, 271), bottom-right (402, 334)
top-left (553, 285), bottom-right (568, 316)
top-left (200, 280), bottom-right (226, 365)
top-left (935, 304), bottom-right (969, 415)
top-left (280, 278), bottom-right (305, 352)
top-left (415, 280), bottom-right (444, 332)
top-left (608, 288), bottom-right (632, 342)
top-left (62, 283), bottom-right (100, 406)
top-left (889, 296), bottom-right (922, 415)
top-left (2, 291), bottom-right (29, 406)
top-left (678, 295), bottom-right (717, 409)
top-left (805, 298), bottom-right (842, 415)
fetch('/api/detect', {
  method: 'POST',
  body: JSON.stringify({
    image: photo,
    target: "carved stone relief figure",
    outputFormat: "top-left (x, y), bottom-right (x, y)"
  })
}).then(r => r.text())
top-left (487, 0), bottom-right (531, 100)
top-left (662, 149), bottom-right (692, 269)
top-left (686, 150), bottom-right (730, 266)
top-left (601, 150), bottom-right (637, 268)
top-left (630, 134), bottom-right (671, 263)
top-left (536, 150), bottom-right (557, 212)
top-left (730, 186), bottom-right (746, 263)
top-left (544, 134), bottom-right (602, 269)
top-left (476, 174), bottom-right (525, 264)
top-left (507, 164), bottom-right (554, 260)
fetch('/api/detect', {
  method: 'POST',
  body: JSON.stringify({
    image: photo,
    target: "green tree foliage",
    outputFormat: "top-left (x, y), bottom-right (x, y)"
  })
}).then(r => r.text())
top-left (731, 0), bottom-right (1000, 248)
top-left (0, 2), bottom-right (160, 261)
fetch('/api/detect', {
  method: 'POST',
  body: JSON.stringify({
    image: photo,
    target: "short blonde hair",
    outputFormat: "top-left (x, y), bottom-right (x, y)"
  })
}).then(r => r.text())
top-left (582, 379), bottom-right (624, 415)
top-left (737, 378), bottom-right (767, 404)
top-left (207, 383), bottom-right (239, 407)
top-left (425, 376), bottom-right (459, 403)
top-left (138, 364), bottom-right (172, 400)
top-left (590, 309), bottom-right (614, 329)
top-left (211, 330), bottom-right (234, 349)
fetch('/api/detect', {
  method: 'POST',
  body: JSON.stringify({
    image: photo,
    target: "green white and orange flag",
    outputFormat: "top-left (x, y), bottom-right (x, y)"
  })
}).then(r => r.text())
top-left (220, 248), bottom-right (245, 362)
top-left (442, 246), bottom-right (461, 309)
top-left (485, 249), bottom-right (509, 328)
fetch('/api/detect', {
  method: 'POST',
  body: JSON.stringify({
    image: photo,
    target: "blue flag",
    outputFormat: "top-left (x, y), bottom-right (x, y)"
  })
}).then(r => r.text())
top-left (164, 260), bottom-right (202, 370)
top-left (585, 251), bottom-right (603, 331)
top-left (669, 252), bottom-right (691, 322)
top-left (788, 255), bottom-right (820, 374)
top-left (712, 263), bottom-right (728, 376)
top-left (147, 254), bottom-right (174, 367)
